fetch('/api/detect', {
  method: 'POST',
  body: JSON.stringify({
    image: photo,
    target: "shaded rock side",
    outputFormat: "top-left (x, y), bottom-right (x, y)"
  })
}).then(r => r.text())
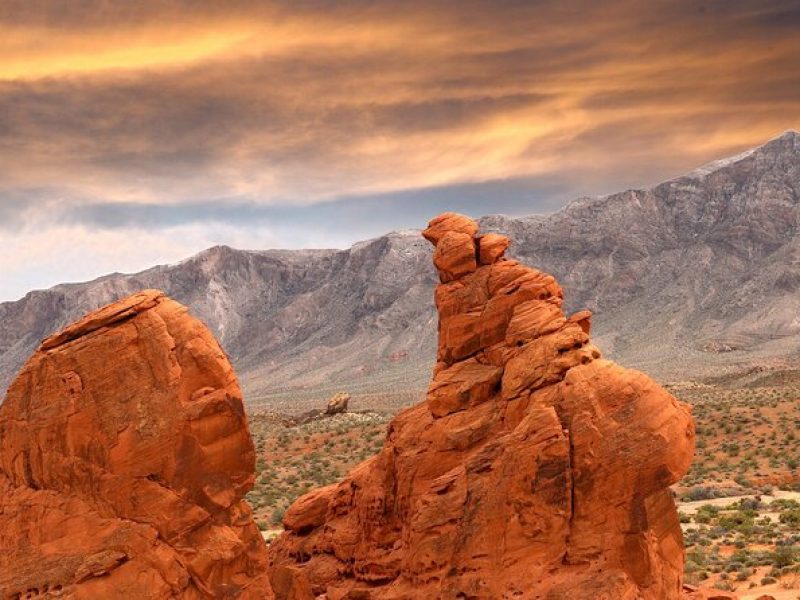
top-left (0, 290), bottom-right (272, 599)
top-left (268, 213), bottom-right (697, 599)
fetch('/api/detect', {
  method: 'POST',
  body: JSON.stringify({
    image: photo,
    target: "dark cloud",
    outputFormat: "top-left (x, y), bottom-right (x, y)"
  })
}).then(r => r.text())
top-left (47, 174), bottom-right (570, 237)
top-left (326, 94), bottom-right (554, 135)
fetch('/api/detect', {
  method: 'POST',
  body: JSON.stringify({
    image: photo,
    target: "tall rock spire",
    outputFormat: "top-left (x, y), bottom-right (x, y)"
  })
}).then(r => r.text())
top-left (268, 213), bottom-right (697, 599)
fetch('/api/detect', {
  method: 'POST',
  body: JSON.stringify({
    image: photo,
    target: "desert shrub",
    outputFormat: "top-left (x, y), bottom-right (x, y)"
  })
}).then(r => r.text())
top-left (683, 487), bottom-right (717, 502)
top-left (695, 505), bottom-right (721, 524)
top-left (771, 544), bottom-right (797, 568)
top-left (780, 508), bottom-right (800, 526)
top-left (719, 510), bottom-right (755, 534)
top-left (715, 580), bottom-right (736, 591)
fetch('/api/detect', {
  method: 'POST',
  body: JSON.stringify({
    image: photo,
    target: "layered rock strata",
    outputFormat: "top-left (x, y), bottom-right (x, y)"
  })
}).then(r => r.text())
top-left (268, 213), bottom-right (697, 599)
top-left (0, 290), bottom-right (271, 599)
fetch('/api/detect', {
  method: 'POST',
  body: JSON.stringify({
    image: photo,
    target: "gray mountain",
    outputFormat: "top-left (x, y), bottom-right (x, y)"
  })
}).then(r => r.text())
top-left (2, 131), bottom-right (799, 411)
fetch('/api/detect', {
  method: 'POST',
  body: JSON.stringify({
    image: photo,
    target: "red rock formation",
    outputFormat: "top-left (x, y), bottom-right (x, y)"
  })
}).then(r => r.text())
top-left (268, 213), bottom-right (698, 599)
top-left (0, 290), bottom-right (271, 599)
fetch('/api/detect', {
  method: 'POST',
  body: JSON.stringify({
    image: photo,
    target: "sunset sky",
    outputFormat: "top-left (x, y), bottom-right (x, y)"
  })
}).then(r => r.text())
top-left (1, 0), bottom-right (799, 301)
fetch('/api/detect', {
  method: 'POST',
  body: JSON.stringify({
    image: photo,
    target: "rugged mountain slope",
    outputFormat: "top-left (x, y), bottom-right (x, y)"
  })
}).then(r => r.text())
top-left (1, 131), bottom-right (799, 410)
top-left (501, 130), bottom-right (800, 378)
top-left (0, 235), bottom-right (439, 411)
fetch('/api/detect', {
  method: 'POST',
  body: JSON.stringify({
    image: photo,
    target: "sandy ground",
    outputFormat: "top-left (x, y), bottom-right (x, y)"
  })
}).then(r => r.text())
top-left (679, 491), bottom-right (800, 599)
top-left (261, 528), bottom-right (283, 542)
top-left (740, 584), bottom-right (800, 600)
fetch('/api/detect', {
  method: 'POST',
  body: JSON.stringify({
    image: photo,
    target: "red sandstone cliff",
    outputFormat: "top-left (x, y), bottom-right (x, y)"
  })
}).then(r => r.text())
top-left (268, 213), bottom-right (698, 599)
top-left (0, 290), bottom-right (271, 599)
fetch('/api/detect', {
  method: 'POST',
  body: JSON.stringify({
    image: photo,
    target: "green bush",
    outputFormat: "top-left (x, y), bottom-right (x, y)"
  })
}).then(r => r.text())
top-left (771, 544), bottom-right (797, 568)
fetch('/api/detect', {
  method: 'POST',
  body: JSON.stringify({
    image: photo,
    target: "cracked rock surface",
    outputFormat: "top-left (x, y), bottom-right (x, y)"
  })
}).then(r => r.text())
top-left (268, 214), bottom-right (697, 599)
top-left (0, 290), bottom-right (271, 599)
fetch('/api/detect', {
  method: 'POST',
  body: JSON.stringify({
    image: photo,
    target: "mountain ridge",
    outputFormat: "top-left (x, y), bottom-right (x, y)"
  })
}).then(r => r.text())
top-left (2, 132), bottom-right (800, 411)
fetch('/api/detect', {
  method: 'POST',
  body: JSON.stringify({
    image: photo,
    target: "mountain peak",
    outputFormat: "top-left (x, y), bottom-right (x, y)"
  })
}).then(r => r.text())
top-left (687, 129), bottom-right (798, 179)
top-left (759, 128), bottom-right (800, 152)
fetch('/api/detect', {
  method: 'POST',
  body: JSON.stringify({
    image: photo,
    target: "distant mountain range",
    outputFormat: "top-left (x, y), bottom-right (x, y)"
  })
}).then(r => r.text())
top-left (2, 131), bottom-right (799, 412)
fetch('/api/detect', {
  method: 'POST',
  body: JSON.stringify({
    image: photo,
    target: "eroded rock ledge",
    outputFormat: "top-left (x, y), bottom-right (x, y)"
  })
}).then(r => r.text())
top-left (268, 213), bottom-right (698, 599)
top-left (0, 290), bottom-right (271, 598)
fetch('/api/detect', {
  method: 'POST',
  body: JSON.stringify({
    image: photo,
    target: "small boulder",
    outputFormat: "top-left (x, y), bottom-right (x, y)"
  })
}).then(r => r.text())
top-left (325, 392), bottom-right (350, 415)
top-left (478, 232), bottom-right (510, 264)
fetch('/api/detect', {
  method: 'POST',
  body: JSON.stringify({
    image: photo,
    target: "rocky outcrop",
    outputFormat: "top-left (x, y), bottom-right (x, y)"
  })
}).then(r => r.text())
top-left (284, 392), bottom-right (352, 426)
top-left (267, 213), bottom-right (698, 599)
top-left (324, 393), bottom-right (350, 416)
top-left (0, 290), bottom-right (271, 599)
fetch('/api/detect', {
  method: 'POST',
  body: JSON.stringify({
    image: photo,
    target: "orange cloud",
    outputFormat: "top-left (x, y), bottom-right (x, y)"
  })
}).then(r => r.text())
top-left (0, 0), bottom-right (797, 207)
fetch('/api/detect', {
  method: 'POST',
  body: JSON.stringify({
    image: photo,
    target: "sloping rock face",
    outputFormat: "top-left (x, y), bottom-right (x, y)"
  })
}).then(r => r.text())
top-left (0, 290), bottom-right (271, 599)
top-left (268, 213), bottom-right (697, 599)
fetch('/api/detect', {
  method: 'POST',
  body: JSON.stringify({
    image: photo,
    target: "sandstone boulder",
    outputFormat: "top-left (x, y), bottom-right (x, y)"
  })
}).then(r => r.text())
top-left (268, 213), bottom-right (699, 599)
top-left (325, 392), bottom-right (350, 416)
top-left (0, 290), bottom-right (271, 598)
top-left (477, 232), bottom-right (510, 265)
